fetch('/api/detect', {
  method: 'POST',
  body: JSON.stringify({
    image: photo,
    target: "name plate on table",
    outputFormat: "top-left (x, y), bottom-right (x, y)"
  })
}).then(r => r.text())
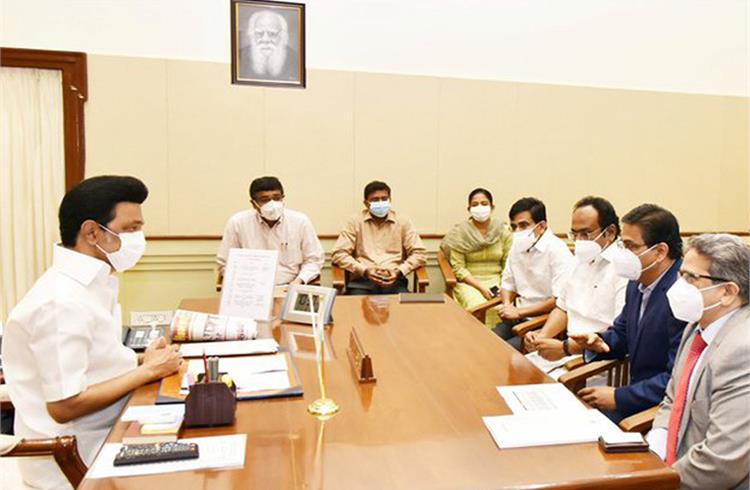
top-left (347, 327), bottom-right (376, 383)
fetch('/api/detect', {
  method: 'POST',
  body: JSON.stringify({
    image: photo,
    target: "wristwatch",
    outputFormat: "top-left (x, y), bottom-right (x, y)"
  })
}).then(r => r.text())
top-left (562, 338), bottom-right (571, 356)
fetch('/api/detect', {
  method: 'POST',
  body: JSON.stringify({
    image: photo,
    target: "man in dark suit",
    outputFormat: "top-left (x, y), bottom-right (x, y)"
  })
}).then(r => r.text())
top-left (570, 204), bottom-right (687, 422)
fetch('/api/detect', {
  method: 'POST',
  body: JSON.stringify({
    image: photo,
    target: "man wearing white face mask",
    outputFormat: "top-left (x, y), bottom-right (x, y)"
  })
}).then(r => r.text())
top-left (440, 188), bottom-right (513, 327)
top-left (332, 181), bottom-right (426, 295)
top-left (644, 234), bottom-right (749, 490)
top-left (569, 204), bottom-right (687, 423)
top-left (527, 196), bottom-right (627, 359)
top-left (217, 176), bottom-right (324, 285)
top-left (3, 176), bottom-right (182, 489)
top-left (493, 197), bottom-right (574, 346)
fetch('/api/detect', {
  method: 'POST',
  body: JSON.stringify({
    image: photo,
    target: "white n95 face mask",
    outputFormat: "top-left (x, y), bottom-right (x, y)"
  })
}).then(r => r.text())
top-left (511, 222), bottom-right (542, 253)
top-left (574, 229), bottom-right (606, 263)
top-left (259, 200), bottom-right (284, 221)
top-left (666, 277), bottom-right (726, 323)
top-left (470, 205), bottom-right (491, 222)
top-left (613, 243), bottom-right (659, 281)
top-left (96, 225), bottom-right (146, 272)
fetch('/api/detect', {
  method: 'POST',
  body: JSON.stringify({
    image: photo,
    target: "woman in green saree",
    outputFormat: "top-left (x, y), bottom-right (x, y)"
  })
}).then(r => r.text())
top-left (441, 188), bottom-right (512, 327)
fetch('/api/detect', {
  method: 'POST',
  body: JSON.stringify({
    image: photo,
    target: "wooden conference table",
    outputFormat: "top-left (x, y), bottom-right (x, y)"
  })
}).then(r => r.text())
top-left (79, 295), bottom-right (678, 489)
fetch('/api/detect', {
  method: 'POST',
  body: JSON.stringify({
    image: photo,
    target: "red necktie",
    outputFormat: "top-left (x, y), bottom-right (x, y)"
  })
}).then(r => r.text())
top-left (665, 331), bottom-right (708, 465)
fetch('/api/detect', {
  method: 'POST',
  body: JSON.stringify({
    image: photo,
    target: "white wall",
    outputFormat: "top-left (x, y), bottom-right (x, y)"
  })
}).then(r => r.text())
top-left (2, 0), bottom-right (748, 96)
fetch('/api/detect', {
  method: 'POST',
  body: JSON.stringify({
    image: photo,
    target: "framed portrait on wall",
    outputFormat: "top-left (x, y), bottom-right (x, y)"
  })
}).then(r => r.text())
top-left (231, 0), bottom-right (306, 88)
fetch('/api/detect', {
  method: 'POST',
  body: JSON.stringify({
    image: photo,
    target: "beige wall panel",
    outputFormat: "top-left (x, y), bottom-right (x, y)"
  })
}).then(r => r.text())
top-left (353, 72), bottom-right (440, 233)
top-left (716, 97), bottom-right (749, 231)
top-left (165, 59), bottom-right (265, 235)
top-left (264, 70), bottom-right (355, 235)
top-left (436, 78), bottom-right (519, 231)
top-left (86, 55), bottom-right (170, 234)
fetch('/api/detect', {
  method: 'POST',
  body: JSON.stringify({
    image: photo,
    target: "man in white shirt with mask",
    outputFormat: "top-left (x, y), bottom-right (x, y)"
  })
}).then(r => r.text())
top-left (216, 176), bottom-right (324, 285)
top-left (3, 175), bottom-right (182, 489)
top-left (644, 234), bottom-right (749, 490)
top-left (526, 196), bottom-right (627, 359)
top-left (494, 197), bottom-right (575, 349)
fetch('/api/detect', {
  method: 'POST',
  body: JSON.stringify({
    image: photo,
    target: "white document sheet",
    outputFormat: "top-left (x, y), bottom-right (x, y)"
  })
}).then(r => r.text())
top-left (483, 409), bottom-right (622, 449)
top-left (231, 370), bottom-right (291, 392)
top-left (86, 434), bottom-right (246, 479)
top-left (120, 404), bottom-right (185, 424)
top-left (219, 248), bottom-right (278, 321)
top-left (497, 383), bottom-right (586, 414)
top-left (182, 354), bottom-right (289, 393)
top-left (524, 351), bottom-right (581, 377)
top-left (179, 339), bottom-right (279, 357)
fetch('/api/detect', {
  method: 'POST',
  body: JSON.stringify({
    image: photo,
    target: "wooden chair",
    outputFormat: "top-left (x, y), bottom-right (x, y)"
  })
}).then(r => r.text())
top-left (468, 297), bottom-right (550, 345)
top-left (558, 358), bottom-right (658, 433)
top-left (331, 265), bottom-right (429, 294)
top-left (0, 435), bottom-right (88, 488)
top-left (436, 250), bottom-right (457, 296)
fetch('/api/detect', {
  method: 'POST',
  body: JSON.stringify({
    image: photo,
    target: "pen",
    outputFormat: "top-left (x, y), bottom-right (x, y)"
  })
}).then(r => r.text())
top-left (202, 349), bottom-right (209, 384)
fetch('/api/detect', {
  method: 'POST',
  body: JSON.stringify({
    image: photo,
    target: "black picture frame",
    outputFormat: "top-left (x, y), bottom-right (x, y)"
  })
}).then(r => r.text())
top-left (231, 0), bottom-right (306, 88)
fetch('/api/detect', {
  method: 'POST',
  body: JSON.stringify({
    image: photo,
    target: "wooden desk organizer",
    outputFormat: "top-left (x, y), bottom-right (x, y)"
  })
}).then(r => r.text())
top-left (184, 381), bottom-right (237, 427)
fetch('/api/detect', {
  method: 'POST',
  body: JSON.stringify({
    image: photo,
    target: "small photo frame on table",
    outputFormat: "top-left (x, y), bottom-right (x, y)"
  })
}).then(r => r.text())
top-left (231, 0), bottom-right (306, 88)
top-left (280, 285), bottom-right (336, 325)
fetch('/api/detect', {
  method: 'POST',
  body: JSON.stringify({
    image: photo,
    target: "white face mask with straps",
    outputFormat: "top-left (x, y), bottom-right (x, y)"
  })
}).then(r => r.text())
top-left (612, 243), bottom-right (660, 281)
top-left (574, 228), bottom-right (607, 262)
top-left (666, 277), bottom-right (728, 323)
top-left (95, 224), bottom-right (146, 272)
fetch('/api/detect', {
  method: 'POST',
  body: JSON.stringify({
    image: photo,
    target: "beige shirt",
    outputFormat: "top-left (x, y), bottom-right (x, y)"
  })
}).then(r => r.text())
top-left (3, 245), bottom-right (137, 489)
top-left (216, 208), bottom-right (324, 285)
top-left (331, 210), bottom-right (426, 278)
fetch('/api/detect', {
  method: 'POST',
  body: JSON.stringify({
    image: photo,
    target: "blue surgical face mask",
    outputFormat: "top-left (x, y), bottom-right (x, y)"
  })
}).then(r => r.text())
top-left (369, 200), bottom-right (391, 218)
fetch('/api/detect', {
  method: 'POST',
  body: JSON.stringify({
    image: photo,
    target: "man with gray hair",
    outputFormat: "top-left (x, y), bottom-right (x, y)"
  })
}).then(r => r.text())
top-left (646, 233), bottom-right (750, 489)
top-left (239, 9), bottom-right (299, 81)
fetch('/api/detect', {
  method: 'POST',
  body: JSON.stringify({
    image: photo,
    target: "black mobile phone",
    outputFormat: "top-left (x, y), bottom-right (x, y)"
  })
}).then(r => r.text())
top-left (597, 435), bottom-right (649, 453)
top-left (489, 286), bottom-right (500, 297)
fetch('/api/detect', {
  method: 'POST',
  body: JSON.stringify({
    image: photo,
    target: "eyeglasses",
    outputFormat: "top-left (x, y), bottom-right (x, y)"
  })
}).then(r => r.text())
top-left (253, 195), bottom-right (284, 205)
top-left (619, 241), bottom-right (649, 253)
top-left (678, 270), bottom-right (730, 284)
top-left (566, 228), bottom-right (602, 242)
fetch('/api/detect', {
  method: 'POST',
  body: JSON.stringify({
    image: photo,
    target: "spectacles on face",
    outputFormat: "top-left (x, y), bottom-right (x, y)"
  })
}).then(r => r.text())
top-left (619, 240), bottom-right (649, 253)
top-left (253, 29), bottom-right (281, 42)
top-left (566, 227), bottom-right (602, 242)
top-left (253, 194), bottom-right (284, 206)
top-left (678, 269), bottom-right (730, 285)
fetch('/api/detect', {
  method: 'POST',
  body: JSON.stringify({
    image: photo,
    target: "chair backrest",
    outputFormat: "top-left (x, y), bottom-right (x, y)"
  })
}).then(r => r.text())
top-left (1, 435), bottom-right (88, 488)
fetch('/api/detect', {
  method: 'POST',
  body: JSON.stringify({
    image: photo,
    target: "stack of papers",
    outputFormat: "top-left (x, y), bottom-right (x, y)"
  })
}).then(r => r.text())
top-left (486, 383), bottom-right (628, 449)
top-left (483, 408), bottom-right (623, 449)
top-left (181, 353), bottom-right (291, 394)
top-left (179, 339), bottom-right (279, 357)
top-left (87, 434), bottom-right (246, 479)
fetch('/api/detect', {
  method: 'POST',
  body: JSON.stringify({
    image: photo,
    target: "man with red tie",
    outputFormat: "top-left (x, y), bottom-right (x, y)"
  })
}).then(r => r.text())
top-left (646, 233), bottom-right (749, 490)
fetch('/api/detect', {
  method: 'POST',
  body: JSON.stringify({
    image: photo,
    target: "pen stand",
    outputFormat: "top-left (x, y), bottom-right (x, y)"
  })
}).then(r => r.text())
top-left (184, 380), bottom-right (236, 428)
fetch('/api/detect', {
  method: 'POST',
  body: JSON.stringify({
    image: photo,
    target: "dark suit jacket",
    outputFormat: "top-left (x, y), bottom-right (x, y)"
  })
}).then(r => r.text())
top-left (592, 258), bottom-right (687, 420)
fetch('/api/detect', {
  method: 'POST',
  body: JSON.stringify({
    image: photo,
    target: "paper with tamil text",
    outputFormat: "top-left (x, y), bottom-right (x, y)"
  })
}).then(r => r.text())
top-left (219, 248), bottom-right (278, 321)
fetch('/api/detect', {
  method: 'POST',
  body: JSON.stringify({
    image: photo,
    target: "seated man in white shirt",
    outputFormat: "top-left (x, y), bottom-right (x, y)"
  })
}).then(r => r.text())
top-left (645, 234), bottom-right (749, 490)
top-left (2, 175), bottom-right (182, 489)
top-left (216, 176), bottom-right (324, 285)
top-left (525, 196), bottom-right (627, 359)
top-left (493, 197), bottom-right (575, 350)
